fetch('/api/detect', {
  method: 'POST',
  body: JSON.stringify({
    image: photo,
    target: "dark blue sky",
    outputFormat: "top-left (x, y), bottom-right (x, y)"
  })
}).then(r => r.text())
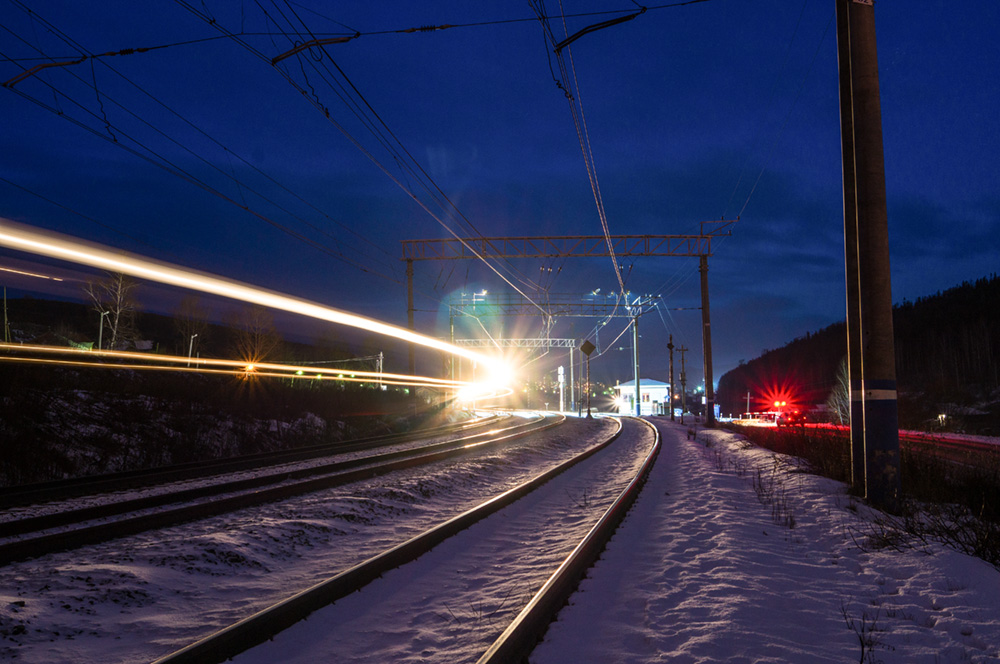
top-left (2, 1), bottom-right (998, 389)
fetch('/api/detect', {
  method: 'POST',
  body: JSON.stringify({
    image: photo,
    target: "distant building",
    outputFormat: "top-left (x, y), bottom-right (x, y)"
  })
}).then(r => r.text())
top-left (613, 378), bottom-right (670, 416)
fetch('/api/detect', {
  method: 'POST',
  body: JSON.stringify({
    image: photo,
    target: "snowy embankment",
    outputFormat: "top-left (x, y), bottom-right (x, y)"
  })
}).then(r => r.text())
top-left (532, 420), bottom-right (1000, 664)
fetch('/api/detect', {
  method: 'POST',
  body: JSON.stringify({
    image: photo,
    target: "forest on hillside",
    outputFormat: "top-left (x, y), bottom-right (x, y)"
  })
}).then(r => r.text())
top-left (716, 274), bottom-right (1000, 433)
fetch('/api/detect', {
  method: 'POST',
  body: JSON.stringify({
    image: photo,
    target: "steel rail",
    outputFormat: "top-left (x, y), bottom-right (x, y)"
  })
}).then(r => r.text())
top-left (0, 414), bottom-right (503, 508)
top-left (0, 414), bottom-right (524, 540)
top-left (477, 417), bottom-right (661, 664)
top-left (0, 415), bottom-right (560, 566)
top-left (150, 417), bottom-right (627, 664)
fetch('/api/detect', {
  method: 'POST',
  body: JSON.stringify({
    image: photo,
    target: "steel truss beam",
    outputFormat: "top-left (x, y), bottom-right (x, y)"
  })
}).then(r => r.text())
top-left (401, 222), bottom-right (733, 261)
top-left (453, 338), bottom-right (576, 348)
top-left (448, 293), bottom-right (659, 318)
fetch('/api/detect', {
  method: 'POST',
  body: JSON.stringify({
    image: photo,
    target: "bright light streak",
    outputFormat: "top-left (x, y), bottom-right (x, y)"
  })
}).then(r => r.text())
top-left (0, 219), bottom-right (506, 376)
top-left (0, 343), bottom-right (474, 389)
top-left (0, 264), bottom-right (63, 281)
top-left (454, 382), bottom-right (515, 403)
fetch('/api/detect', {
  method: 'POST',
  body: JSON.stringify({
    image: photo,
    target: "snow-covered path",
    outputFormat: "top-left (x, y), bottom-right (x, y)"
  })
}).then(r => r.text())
top-left (531, 420), bottom-right (1000, 663)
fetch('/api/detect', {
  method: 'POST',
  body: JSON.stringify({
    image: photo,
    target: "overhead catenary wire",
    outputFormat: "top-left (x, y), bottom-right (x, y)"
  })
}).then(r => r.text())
top-left (1, 7), bottom-right (403, 285)
top-left (1, 1), bottom-right (716, 67)
top-left (271, 0), bottom-right (548, 297)
top-left (3, 2), bottom-right (720, 348)
top-left (530, 0), bottom-right (627, 299)
top-left (172, 0), bottom-right (554, 324)
top-left (722, 0), bottom-right (810, 220)
top-left (728, 8), bottom-right (835, 220)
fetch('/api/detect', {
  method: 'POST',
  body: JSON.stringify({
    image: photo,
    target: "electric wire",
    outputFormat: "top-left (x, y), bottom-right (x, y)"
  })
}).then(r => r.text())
top-left (732, 9), bottom-right (835, 220)
top-left (1, 6), bottom-right (397, 273)
top-left (722, 0), bottom-right (810, 219)
top-left (270, 0), bottom-right (548, 297)
top-left (1, 11), bottom-right (402, 285)
top-left (172, 0), bottom-right (552, 322)
top-left (530, 0), bottom-right (627, 299)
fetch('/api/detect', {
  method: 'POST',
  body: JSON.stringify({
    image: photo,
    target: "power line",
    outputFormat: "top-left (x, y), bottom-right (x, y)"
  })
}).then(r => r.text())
top-left (2, 4), bottom-right (402, 284)
top-left (173, 0), bottom-right (552, 317)
top-left (730, 8), bottom-right (835, 220)
top-left (530, 0), bottom-right (628, 298)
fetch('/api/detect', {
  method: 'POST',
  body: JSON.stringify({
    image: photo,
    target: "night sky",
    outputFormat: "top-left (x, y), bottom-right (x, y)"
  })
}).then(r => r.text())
top-left (2, 1), bottom-right (998, 389)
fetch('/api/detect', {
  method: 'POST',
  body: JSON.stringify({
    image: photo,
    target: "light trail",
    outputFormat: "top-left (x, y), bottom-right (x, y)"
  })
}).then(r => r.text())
top-left (0, 355), bottom-right (470, 388)
top-left (0, 264), bottom-right (63, 281)
top-left (0, 343), bottom-right (476, 389)
top-left (0, 219), bottom-right (509, 382)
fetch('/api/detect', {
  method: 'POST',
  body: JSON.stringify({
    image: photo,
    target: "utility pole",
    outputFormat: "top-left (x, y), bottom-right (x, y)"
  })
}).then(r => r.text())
top-left (699, 255), bottom-right (715, 426)
top-left (378, 351), bottom-right (384, 390)
top-left (678, 345), bottom-right (688, 425)
top-left (836, 0), bottom-right (900, 511)
top-left (667, 334), bottom-right (675, 421)
top-left (580, 339), bottom-right (596, 418)
top-left (449, 311), bottom-right (455, 383)
top-left (3, 286), bottom-right (9, 343)
top-left (558, 365), bottom-right (565, 412)
top-left (633, 314), bottom-right (640, 417)
top-left (569, 348), bottom-right (575, 412)
top-left (406, 259), bottom-right (415, 379)
top-left (98, 310), bottom-right (109, 351)
top-left (837, 0), bottom-right (866, 495)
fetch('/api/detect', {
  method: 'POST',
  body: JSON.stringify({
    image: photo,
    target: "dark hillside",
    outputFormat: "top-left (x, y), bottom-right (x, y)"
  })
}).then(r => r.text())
top-left (717, 274), bottom-right (1000, 433)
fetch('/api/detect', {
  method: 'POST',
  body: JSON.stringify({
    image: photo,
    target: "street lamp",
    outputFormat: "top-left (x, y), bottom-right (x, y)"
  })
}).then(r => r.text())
top-left (187, 333), bottom-right (199, 367)
top-left (97, 311), bottom-right (109, 350)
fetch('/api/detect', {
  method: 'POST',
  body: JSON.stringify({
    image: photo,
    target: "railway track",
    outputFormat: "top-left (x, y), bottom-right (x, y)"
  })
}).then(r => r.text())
top-left (0, 413), bottom-right (556, 565)
top-left (148, 416), bottom-right (660, 664)
top-left (0, 413), bottom-right (504, 509)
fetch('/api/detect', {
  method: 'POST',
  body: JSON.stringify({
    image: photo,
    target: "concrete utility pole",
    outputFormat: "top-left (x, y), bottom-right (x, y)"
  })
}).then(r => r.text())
top-left (836, 0), bottom-right (900, 510)
top-left (3, 286), bottom-right (9, 343)
top-left (679, 345), bottom-right (688, 425)
top-left (580, 339), bottom-right (596, 418)
top-left (633, 314), bottom-right (641, 417)
top-left (836, 0), bottom-right (867, 497)
top-left (569, 348), bottom-right (575, 412)
top-left (667, 334), bottom-right (675, 421)
top-left (406, 259), bottom-right (415, 380)
top-left (699, 255), bottom-right (715, 426)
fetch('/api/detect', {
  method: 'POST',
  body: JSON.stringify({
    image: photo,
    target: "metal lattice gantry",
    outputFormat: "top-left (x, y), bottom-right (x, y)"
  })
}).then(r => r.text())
top-left (447, 292), bottom-right (660, 318)
top-left (403, 220), bottom-right (735, 424)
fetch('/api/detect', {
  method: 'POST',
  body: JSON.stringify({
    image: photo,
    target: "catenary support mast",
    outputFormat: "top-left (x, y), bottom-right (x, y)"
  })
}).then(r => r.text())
top-left (836, 0), bottom-right (900, 510)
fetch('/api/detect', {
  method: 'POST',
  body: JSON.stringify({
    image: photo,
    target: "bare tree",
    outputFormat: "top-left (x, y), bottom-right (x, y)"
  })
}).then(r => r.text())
top-left (228, 304), bottom-right (281, 363)
top-left (84, 271), bottom-right (140, 350)
top-left (826, 357), bottom-right (850, 425)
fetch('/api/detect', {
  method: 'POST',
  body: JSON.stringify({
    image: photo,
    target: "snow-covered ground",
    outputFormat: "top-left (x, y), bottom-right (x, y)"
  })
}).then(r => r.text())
top-left (532, 420), bottom-right (1000, 663)
top-left (3, 417), bottom-right (999, 663)
top-left (0, 417), bottom-right (622, 663)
